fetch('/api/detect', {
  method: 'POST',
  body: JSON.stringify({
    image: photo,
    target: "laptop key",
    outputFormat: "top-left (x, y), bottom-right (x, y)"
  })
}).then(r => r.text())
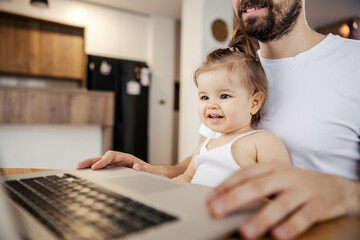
top-left (3, 173), bottom-right (178, 239)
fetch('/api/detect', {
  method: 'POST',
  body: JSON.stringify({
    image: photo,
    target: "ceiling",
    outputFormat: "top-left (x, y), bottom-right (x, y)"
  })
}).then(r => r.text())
top-left (76, 0), bottom-right (182, 19)
top-left (77, 0), bottom-right (360, 29)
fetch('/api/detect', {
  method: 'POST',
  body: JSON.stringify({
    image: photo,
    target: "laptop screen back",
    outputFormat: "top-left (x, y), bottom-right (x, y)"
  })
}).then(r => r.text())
top-left (0, 168), bottom-right (21, 240)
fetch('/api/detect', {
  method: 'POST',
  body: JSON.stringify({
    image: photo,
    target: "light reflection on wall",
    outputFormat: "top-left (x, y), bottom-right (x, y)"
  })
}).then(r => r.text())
top-left (317, 18), bottom-right (360, 40)
top-left (66, 6), bottom-right (87, 25)
top-left (339, 23), bottom-right (350, 38)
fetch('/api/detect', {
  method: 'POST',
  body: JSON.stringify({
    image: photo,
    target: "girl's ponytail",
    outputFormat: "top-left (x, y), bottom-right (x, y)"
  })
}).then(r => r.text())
top-left (228, 29), bottom-right (259, 62)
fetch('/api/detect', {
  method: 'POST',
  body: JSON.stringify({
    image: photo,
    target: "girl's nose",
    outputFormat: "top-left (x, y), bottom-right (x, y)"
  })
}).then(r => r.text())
top-left (206, 100), bottom-right (219, 109)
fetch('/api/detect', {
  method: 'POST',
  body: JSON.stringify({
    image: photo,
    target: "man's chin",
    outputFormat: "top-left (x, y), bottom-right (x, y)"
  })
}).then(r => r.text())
top-left (243, 26), bottom-right (269, 38)
top-left (241, 16), bottom-right (267, 30)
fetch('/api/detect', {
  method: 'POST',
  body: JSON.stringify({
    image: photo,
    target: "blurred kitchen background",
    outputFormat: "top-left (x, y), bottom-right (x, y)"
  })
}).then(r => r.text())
top-left (0, 0), bottom-right (359, 169)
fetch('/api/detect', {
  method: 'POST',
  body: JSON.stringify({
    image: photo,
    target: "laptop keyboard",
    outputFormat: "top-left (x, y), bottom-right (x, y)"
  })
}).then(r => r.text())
top-left (3, 173), bottom-right (178, 240)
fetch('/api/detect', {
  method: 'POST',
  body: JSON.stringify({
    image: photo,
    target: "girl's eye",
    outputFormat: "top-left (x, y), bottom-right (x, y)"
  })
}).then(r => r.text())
top-left (220, 94), bottom-right (230, 99)
top-left (200, 96), bottom-right (209, 100)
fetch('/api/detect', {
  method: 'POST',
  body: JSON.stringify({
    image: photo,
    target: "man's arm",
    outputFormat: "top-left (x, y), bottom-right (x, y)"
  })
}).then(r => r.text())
top-left (206, 163), bottom-right (360, 239)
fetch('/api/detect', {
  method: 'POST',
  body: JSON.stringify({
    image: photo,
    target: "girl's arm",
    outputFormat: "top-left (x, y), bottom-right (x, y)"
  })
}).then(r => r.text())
top-left (172, 157), bottom-right (196, 183)
top-left (172, 137), bottom-right (205, 183)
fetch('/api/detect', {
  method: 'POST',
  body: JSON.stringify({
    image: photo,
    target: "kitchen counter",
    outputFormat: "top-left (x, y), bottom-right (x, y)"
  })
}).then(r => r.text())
top-left (0, 85), bottom-right (114, 153)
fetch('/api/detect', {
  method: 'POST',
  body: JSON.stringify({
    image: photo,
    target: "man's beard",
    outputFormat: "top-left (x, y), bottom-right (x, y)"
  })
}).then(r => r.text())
top-left (238, 0), bottom-right (302, 42)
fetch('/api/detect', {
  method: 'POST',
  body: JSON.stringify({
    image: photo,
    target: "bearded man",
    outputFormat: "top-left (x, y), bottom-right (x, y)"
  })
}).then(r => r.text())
top-left (78, 1), bottom-right (360, 239)
top-left (206, 0), bottom-right (360, 239)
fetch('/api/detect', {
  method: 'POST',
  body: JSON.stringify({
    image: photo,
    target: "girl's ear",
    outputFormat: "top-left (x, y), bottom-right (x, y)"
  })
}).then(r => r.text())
top-left (250, 92), bottom-right (264, 115)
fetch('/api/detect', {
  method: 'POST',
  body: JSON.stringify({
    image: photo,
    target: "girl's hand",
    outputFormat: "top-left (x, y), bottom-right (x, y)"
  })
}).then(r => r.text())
top-left (76, 150), bottom-right (179, 177)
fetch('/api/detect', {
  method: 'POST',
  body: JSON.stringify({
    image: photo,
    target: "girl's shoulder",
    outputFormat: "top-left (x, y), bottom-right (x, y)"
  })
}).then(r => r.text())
top-left (251, 130), bottom-right (284, 146)
top-left (232, 130), bottom-right (290, 164)
top-left (231, 130), bottom-right (281, 149)
top-left (233, 130), bottom-right (276, 141)
top-left (253, 130), bottom-right (278, 139)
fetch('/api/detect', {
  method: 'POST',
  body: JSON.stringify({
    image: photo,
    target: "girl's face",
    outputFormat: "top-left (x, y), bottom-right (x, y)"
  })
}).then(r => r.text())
top-left (197, 69), bottom-right (259, 134)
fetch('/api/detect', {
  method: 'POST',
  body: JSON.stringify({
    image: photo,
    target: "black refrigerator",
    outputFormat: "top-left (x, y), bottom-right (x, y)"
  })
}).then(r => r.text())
top-left (87, 55), bottom-right (149, 162)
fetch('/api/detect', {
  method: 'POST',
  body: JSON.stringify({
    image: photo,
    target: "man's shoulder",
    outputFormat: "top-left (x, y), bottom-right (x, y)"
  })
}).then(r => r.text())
top-left (329, 34), bottom-right (360, 51)
top-left (323, 35), bottom-right (360, 70)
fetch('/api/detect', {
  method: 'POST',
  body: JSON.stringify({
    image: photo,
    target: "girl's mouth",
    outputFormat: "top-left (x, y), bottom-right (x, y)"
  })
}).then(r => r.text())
top-left (208, 114), bottom-right (224, 119)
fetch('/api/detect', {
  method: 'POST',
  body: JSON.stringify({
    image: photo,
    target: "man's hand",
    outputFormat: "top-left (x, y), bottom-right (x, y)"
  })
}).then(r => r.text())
top-left (76, 150), bottom-right (189, 178)
top-left (206, 162), bottom-right (360, 240)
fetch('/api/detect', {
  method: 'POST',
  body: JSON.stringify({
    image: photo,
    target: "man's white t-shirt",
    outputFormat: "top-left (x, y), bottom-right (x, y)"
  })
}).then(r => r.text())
top-left (199, 34), bottom-right (360, 181)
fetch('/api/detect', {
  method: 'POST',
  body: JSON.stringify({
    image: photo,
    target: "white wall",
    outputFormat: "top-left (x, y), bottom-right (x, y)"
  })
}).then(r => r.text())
top-left (0, 125), bottom-right (102, 169)
top-left (147, 16), bottom-right (175, 165)
top-left (0, 0), bottom-right (175, 168)
top-left (85, 4), bottom-right (149, 61)
top-left (178, 0), bottom-right (233, 162)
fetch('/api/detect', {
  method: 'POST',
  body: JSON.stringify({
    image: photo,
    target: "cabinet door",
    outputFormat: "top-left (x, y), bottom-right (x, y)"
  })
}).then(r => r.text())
top-left (0, 14), bottom-right (40, 75)
top-left (0, 12), bottom-right (85, 83)
top-left (39, 22), bottom-right (85, 80)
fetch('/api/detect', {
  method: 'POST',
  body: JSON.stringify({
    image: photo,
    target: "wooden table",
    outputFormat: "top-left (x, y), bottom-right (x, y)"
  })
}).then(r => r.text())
top-left (2, 168), bottom-right (360, 240)
top-left (225, 216), bottom-right (360, 240)
top-left (0, 168), bottom-right (54, 176)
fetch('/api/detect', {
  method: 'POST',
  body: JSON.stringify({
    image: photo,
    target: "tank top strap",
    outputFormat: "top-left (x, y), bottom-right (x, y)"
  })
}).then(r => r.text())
top-left (200, 132), bottom-right (218, 153)
top-left (229, 130), bottom-right (265, 145)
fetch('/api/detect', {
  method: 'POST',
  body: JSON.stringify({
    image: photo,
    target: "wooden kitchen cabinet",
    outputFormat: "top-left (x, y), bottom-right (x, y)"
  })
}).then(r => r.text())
top-left (0, 11), bottom-right (86, 85)
top-left (0, 12), bottom-right (40, 75)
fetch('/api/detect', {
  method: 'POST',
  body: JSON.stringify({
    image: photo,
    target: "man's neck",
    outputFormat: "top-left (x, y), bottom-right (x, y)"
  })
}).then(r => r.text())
top-left (258, 14), bottom-right (326, 59)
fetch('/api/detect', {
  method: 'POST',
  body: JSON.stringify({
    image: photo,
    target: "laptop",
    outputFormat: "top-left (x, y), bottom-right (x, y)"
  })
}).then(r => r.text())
top-left (0, 167), bottom-right (262, 240)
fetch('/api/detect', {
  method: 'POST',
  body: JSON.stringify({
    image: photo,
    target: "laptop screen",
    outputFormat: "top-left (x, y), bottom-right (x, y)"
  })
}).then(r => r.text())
top-left (0, 166), bottom-right (21, 240)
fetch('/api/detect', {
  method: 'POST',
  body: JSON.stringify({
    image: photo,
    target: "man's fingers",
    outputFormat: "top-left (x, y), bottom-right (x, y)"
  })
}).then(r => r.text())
top-left (76, 156), bottom-right (102, 169)
top-left (239, 190), bottom-right (308, 239)
top-left (271, 203), bottom-right (322, 240)
top-left (208, 172), bottom-right (290, 218)
top-left (206, 164), bottom-right (352, 239)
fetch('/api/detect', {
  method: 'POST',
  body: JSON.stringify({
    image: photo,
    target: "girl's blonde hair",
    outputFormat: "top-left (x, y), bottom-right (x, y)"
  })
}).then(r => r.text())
top-left (194, 30), bottom-right (268, 126)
